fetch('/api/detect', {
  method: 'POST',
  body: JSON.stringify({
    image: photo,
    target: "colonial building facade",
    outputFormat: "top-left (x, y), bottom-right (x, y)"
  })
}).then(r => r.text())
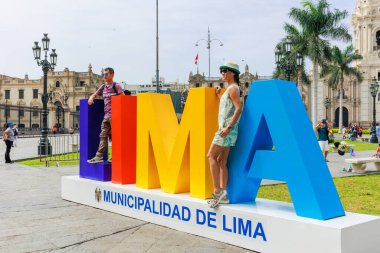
top-left (188, 64), bottom-right (270, 102)
top-left (316, 0), bottom-right (380, 127)
top-left (0, 64), bottom-right (102, 130)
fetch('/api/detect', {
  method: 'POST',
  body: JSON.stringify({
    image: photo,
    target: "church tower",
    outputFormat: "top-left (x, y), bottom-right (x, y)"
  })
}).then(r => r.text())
top-left (352, 0), bottom-right (380, 122)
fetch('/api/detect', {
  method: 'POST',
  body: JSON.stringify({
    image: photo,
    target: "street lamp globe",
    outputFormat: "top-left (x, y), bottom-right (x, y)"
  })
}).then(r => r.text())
top-left (285, 38), bottom-right (292, 53)
top-left (42, 33), bottom-right (50, 51)
top-left (296, 52), bottom-right (303, 67)
top-left (50, 49), bottom-right (58, 66)
top-left (32, 42), bottom-right (41, 60)
top-left (275, 48), bottom-right (282, 65)
top-left (370, 77), bottom-right (379, 97)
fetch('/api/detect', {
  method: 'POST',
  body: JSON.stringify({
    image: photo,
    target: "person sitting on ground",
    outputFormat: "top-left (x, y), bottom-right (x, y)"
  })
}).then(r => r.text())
top-left (358, 126), bottom-right (363, 137)
top-left (315, 119), bottom-right (331, 162)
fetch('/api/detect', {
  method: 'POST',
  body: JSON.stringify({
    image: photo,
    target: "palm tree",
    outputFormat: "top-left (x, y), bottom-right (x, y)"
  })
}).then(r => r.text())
top-left (320, 45), bottom-right (363, 133)
top-left (287, 0), bottom-right (351, 126)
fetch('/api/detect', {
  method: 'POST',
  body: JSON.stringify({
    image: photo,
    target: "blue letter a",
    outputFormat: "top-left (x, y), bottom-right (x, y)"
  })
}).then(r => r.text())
top-left (227, 80), bottom-right (344, 220)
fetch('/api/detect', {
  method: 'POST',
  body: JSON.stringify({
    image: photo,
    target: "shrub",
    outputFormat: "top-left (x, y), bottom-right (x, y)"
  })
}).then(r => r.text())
top-left (363, 129), bottom-right (370, 135)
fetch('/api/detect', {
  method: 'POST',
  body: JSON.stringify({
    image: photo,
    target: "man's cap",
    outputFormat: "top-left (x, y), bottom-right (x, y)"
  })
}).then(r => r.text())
top-left (321, 119), bottom-right (327, 123)
top-left (219, 61), bottom-right (240, 75)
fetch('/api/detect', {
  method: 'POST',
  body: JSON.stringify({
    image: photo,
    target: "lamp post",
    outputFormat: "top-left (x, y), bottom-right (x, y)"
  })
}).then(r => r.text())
top-left (155, 0), bottom-right (159, 93)
top-left (5, 100), bottom-right (8, 125)
top-left (369, 77), bottom-right (379, 143)
top-left (32, 33), bottom-right (58, 155)
top-left (324, 96), bottom-right (331, 120)
top-left (56, 105), bottom-right (62, 132)
top-left (195, 27), bottom-right (223, 80)
top-left (275, 38), bottom-right (303, 82)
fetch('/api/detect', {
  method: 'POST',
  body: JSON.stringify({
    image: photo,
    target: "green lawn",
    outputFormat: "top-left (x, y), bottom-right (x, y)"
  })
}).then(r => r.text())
top-left (257, 174), bottom-right (380, 215)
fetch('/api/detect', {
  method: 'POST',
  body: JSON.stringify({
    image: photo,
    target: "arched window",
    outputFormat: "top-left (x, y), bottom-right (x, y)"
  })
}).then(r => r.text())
top-left (56, 81), bottom-right (60, 87)
top-left (245, 82), bottom-right (249, 88)
top-left (209, 83), bottom-right (213, 88)
top-left (376, 31), bottom-right (380, 46)
top-left (195, 83), bottom-right (200, 87)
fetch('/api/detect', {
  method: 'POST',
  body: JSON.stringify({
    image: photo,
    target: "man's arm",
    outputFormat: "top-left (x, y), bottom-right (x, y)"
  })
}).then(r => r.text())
top-left (88, 93), bottom-right (98, 105)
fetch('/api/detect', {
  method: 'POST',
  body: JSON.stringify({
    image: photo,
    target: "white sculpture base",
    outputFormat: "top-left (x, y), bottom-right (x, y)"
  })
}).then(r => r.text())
top-left (62, 176), bottom-right (380, 253)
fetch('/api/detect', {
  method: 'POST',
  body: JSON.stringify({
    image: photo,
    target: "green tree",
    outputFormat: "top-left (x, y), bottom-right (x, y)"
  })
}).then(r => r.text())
top-left (320, 45), bottom-right (363, 133)
top-left (286, 0), bottom-right (351, 126)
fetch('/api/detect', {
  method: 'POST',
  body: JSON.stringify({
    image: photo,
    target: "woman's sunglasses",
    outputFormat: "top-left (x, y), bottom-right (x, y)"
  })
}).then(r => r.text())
top-left (220, 69), bottom-right (229, 74)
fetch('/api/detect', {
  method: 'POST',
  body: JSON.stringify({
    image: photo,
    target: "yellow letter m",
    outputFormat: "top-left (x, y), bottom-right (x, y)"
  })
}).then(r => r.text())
top-left (136, 88), bottom-right (219, 199)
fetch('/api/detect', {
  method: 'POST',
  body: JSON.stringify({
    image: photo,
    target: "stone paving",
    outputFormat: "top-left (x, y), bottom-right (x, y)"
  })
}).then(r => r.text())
top-left (0, 137), bottom-right (379, 252)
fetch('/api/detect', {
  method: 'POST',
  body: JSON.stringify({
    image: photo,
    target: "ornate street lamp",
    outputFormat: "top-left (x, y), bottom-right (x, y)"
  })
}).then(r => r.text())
top-left (369, 77), bottom-right (379, 143)
top-left (324, 96), bottom-right (331, 120)
top-left (275, 38), bottom-right (303, 82)
top-left (195, 27), bottom-right (223, 80)
top-left (32, 33), bottom-right (58, 155)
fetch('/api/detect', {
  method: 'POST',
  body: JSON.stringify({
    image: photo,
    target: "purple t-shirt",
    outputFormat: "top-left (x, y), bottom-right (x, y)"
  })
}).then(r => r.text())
top-left (95, 82), bottom-right (123, 119)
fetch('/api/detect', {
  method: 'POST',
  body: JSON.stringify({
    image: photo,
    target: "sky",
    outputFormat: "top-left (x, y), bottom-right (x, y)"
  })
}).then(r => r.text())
top-left (0, 0), bottom-right (356, 84)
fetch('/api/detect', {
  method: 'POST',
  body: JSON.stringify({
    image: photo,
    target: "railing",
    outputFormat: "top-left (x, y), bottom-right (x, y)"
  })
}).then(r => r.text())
top-left (39, 133), bottom-right (80, 166)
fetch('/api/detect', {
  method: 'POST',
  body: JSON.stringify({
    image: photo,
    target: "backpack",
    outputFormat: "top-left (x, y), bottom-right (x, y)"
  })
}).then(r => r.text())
top-left (99, 82), bottom-right (131, 96)
top-left (13, 128), bottom-right (18, 136)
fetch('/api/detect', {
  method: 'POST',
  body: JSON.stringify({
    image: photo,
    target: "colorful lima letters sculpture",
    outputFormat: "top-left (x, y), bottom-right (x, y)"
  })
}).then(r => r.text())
top-left (79, 79), bottom-right (345, 220)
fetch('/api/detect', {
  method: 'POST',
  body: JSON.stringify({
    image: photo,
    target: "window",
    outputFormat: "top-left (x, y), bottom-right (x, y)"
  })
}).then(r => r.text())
top-left (5, 90), bottom-right (10, 99)
top-left (32, 124), bottom-right (39, 129)
top-left (245, 82), bottom-right (249, 88)
top-left (56, 81), bottom-right (60, 87)
top-left (19, 90), bottom-right (24, 99)
top-left (378, 72), bottom-right (380, 82)
top-left (209, 83), bottom-right (213, 88)
top-left (19, 124), bottom-right (25, 128)
top-left (33, 89), bottom-right (38, 99)
top-left (19, 108), bottom-right (24, 117)
top-left (76, 105), bottom-right (80, 112)
top-left (376, 31), bottom-right (380, 47)
top-left (80, 81), bottom-right (85, 86)
top-left (220, 83), bottom-right (224, 88)
top-left (33, 106), bottom-right (39, 117)
top-left (195, 83), bottom-right (200, 87)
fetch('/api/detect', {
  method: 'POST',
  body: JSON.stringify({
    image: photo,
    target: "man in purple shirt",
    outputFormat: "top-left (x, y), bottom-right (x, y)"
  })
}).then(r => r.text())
top-left (87, 67), bottom-right (124, 163)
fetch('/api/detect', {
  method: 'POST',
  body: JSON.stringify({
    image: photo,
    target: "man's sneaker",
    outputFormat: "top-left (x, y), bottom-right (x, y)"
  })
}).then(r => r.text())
top-left (87, 156), bottom-right (104, 163)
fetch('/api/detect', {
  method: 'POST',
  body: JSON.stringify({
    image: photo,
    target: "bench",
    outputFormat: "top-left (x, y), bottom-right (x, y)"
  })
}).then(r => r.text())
top-left (361, 137), bottom-right (370, 142)
top-left (344, 157), bottom-right (380, 173)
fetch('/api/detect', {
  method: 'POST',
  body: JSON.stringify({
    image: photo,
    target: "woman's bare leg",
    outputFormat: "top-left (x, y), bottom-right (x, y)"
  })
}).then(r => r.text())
top-left (207, 144), bottom-right (224, 193)
top-left (217, 147), bottom-right (230, 190)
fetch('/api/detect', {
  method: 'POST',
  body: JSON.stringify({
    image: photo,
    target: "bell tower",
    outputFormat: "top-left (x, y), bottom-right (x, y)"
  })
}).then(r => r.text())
top-left (352, 0), bottom-right (380, 122)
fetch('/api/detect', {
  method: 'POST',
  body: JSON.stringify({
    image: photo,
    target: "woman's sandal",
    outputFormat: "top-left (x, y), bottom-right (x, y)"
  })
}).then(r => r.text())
top-left (207, 192), bottom-right (221, 205)
top-left (208, 190), bottom-right (227, 208)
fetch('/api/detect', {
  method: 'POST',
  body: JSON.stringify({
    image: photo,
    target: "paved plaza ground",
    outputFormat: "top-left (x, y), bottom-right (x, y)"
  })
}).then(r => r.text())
top-left (0, 137), bottom-right (379, 252)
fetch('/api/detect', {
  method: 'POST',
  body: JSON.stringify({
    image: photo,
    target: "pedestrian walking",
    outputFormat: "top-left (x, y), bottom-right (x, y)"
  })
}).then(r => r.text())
top-left (87, 67), bottom-right (124, 163)
top-left (207, 61), bottom-right (242, 208)
top-left (3, 122), bottom-right (16, 163)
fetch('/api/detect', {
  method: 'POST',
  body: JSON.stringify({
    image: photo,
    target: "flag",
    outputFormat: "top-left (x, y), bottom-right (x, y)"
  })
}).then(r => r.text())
top-left (194, 53), bottom-right (198, 65)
